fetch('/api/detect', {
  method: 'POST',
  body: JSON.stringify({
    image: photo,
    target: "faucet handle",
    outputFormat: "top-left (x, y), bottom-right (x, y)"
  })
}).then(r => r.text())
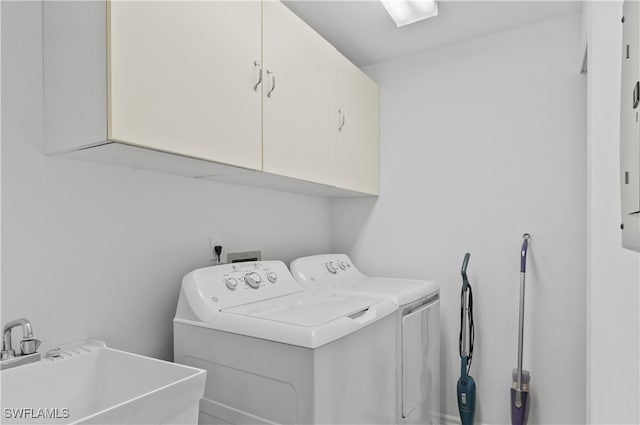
top-left (20, 338), bottom-right (41, 355)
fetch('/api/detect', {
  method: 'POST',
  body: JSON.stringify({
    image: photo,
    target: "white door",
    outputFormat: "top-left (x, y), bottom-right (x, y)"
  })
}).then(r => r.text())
top-left (108, 1), bottom-right (263, 171)
top-left (335, 52), bottom-right (380, 195)
top-left (262, 1), bottom-right (336, 186)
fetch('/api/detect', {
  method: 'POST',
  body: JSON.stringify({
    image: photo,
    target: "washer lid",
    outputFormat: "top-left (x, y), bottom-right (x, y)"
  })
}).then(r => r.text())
top-left (340, 277), bottom-right (439, 307)
top-left (222, 290), bottom-right (379, 327)
top-left (176, 290), bottom-right (397, 348)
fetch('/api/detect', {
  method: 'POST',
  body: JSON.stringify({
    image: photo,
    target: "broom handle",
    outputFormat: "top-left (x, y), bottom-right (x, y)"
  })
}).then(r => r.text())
top-left (516, 234), bottom-right (531, 407)
top-left (516, 272), bottom-right (526, 405)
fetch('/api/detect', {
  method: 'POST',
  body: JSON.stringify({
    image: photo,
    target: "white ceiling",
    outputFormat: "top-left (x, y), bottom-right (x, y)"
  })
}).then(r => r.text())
top-left (282, 1), bottom-right (583, 67)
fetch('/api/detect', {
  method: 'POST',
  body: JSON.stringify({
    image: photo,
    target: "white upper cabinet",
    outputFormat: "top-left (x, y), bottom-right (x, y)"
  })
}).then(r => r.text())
top-left (109, 1), bottom-right (262, 171)
top-left (335, 52), bottom-right (380, 195)
top-left (261, 1), bottom-right (337, 186)
top-left (44, 1), bottom-right (379, 197)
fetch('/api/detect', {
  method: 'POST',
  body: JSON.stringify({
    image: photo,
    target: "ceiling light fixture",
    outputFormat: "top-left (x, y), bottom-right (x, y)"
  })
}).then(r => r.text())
top-left (380, 0), bottom-right (439, 28)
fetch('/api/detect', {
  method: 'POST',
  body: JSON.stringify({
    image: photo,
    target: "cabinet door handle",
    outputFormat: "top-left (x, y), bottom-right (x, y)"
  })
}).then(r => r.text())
top-left (338, 109), bottom-right (346, 132)
top-left (253, 61), bottom-right (263, 91)
top-left (267, 70), bottom-right (276, 98)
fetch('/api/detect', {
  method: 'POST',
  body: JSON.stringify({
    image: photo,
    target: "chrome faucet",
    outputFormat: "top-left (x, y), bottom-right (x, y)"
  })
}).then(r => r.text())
top-left (1, 318), bottom-right (41, 369)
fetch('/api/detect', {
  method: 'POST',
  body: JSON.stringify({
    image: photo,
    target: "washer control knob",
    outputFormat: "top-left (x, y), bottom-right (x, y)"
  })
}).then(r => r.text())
top-left (339, 261), bottom-right (349, 270)
top-left (225, 278), bottom-right (238, 291)
top-left (267, 272), bottom-right (278, 283)
top-left (326, 261), bottom-right (338, 274)
top-left (244, 272), bottom-right (262, 289)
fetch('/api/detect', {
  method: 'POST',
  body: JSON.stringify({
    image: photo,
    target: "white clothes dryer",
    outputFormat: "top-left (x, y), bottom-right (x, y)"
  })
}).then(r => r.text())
top-left (290, 254), bottom-right (440, 424)
top-left (174, 261), bottom-right (398, 425)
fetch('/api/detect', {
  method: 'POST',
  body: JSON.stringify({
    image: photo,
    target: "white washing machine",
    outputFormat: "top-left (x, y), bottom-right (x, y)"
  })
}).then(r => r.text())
top-left (173, 260), bottom-right (399, 425)
top-left (290, 254), bottom-right (440, 424)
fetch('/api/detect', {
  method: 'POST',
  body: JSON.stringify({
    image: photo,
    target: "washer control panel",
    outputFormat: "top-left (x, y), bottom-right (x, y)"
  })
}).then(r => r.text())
top-left (220, 263), bottom-right (280, 292)
top-left (181, 261), bottom-right (301, 321)
top-left (223, 268), bottom-right (279, 291)
top-left (290, 254), bottom-right (364, 289)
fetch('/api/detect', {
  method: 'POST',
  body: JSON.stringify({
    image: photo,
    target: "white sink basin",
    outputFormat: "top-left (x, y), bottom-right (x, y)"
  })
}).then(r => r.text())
top-left (0, 340), bottom-right (206, 424)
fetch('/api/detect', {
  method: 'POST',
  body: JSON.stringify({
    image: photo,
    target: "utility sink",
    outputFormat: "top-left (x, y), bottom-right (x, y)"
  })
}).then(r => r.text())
top-left (0, 340), bottom-right (206, 424)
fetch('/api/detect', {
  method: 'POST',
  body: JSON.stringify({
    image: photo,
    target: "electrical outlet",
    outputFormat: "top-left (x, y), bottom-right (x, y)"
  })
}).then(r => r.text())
top-left (208, 235), bottom-right (223, 262)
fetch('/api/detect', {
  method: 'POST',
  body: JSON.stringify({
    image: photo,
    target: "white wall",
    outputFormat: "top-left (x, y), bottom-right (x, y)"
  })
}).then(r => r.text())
top-left (331, 14), bottom-right (586, 424)
top-left (586, 2), bottom-right (640, 423)
top-left (1, 1), bottom-right (331, 360)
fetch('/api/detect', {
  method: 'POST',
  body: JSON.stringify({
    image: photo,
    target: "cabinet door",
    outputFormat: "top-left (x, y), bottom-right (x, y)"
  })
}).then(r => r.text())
top-left (335, 52), bottom-right (380, 195)
top-left (108, 1), bottom-right (262, 171)
top-left (262, 1), bottom-right (336, 185)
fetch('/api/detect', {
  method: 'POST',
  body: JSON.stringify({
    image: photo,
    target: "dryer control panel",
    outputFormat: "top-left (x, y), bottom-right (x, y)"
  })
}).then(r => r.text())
top-left (290, 254), bottom-right (365, 288)
top-left (181, 261), bottom-right (304, 322)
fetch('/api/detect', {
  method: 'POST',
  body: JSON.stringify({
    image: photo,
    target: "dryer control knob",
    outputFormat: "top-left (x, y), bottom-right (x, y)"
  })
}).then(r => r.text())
top-left (225, 278), bottom-right (238, 291)
top-left (326, 261), bottom-right (338, 274)
top-left (244, 272), bottom-right (262, 289)
top-left (267, 272), bottom-right (278, 283)
top-left (339, 261), bottom-right (349, 270)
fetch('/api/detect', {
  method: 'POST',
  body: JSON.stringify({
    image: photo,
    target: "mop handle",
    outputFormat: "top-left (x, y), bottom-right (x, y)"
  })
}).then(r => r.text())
top-left (516, 234), bottom-right (531, 395)
top-left (460, 253), bottom-right (471, 357)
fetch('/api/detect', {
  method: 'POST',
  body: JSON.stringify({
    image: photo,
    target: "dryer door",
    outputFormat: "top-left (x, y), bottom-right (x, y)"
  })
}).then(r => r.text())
top-left (402, 297), bottom-right (440, 419)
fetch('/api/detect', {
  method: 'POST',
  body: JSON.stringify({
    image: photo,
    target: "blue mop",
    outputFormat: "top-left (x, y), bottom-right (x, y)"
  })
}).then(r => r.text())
top-left (457, 253), bottom-right (476, 425)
